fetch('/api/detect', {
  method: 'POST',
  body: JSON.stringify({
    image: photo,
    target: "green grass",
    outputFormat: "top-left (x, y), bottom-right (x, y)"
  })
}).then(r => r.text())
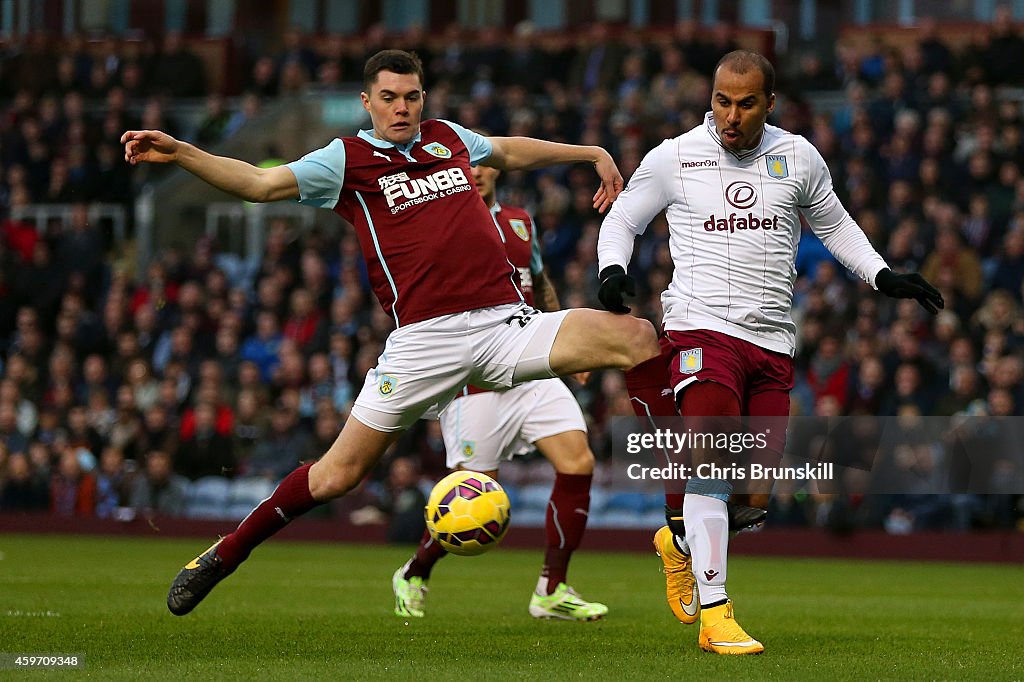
top-left (1, 534), bottom-right (1022, 680)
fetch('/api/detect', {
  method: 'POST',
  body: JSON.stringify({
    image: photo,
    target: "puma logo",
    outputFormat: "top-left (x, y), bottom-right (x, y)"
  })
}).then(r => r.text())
top-left (373, 150), bottom-right (392, 162)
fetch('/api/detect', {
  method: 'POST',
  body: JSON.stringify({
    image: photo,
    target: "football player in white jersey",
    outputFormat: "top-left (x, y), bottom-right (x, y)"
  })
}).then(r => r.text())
top-left (596, 50), bottom-right (943, 655)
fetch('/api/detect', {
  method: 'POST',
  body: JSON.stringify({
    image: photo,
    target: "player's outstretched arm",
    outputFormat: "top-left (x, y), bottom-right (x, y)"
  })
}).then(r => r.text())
top-left (484, 137), bottom-right (623, 213)
top-left (595, 142), bottom-right (673, 314)
top-left (121, 129), bottom-right (300, 203)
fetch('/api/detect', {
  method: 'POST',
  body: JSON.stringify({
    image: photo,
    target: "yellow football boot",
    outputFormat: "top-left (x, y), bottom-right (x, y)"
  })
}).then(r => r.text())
top-left (698, 601), bottom-right (764, 655)
top-left (652, 525), bottom-right (699, 624)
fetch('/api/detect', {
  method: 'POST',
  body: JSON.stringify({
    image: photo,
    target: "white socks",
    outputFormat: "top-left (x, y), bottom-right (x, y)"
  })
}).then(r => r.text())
top-left (684, 493), bottom-right (729, 606)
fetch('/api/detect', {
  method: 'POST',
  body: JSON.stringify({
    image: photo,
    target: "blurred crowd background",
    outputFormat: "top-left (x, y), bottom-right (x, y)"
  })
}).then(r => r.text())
top-left (1, 3), bottom-right (1022, 537)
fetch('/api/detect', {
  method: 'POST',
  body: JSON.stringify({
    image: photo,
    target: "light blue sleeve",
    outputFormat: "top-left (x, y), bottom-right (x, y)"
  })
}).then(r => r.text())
top-left (437, 119), bottom-right (493, 165)
top-left (529, 214), bottom-right (544, 275)
top-left (285, 138), bottom-right (346, 208)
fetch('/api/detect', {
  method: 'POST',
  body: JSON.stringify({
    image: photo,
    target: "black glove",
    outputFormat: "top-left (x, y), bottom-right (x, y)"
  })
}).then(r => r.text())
top-left (875, 268), bottom-right (945, 315)
top-left (598, 265), bottom-right (636, 313)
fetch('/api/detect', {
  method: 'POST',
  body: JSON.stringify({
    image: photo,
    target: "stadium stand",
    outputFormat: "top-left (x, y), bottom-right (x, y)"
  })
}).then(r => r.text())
top-left (0, 15), bottom-right (1021, 537)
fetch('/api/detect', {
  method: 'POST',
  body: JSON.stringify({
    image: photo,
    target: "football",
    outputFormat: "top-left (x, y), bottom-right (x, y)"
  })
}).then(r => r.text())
top-left (424, 471), bottom-right (511, 556)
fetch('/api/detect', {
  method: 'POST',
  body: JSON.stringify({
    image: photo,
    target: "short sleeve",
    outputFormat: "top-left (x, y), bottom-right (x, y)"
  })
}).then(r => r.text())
top-left (285, 138), bottom-right (346, 209)
top-left (437, 119), bottom-right (493, 165)
top-left (529, 215), bottom-right (544, 274)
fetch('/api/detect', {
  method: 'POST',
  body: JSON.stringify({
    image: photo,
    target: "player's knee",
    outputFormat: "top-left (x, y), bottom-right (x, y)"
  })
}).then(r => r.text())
top-left (554, 443), bottom-right (595, 475)
top-left (308, 459), bottom-right (363, 500)
top-left (618, 317), bottom-right (659, 369)
top-left (540, 431), bottom-right (594, 475)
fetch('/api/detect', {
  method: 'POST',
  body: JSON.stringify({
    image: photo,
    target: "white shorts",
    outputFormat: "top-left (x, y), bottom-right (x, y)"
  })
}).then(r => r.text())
top-left (350, 304), bottom-right (570, 432)
top-left (439, 378), bottom-right (588, 471)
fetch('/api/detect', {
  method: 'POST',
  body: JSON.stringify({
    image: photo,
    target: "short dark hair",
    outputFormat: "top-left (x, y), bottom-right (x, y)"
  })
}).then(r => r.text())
top-left (363, 49), bottom-right (424, 91)
top-left (714, 50), bottom-right (775, 99)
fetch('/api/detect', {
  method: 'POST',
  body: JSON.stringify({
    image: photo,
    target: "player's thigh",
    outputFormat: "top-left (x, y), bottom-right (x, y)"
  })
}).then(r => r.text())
top-left (678, 380), bottom-right (743, 468)
top-left (747, 388), bottom-right (790, 462)
top-left (310, 417), bottom-right (404, 499)
top-left (350, 323), bottom-right (472, 433)
top-left (745, 388), bottom-right (792, 499)
top-left (469, 304), bottom-right (657, 386)
top-left (460, 304), bottom-right (555, 390)
top-left (520, 379), bottom-right (593, 475)
top-left (547, 309), bottom-right (659, 376)
top-left (439, 388), bottom-right (529, 471)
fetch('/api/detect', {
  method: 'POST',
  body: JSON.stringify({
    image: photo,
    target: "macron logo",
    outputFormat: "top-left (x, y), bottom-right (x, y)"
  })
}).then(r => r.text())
top-left (681, 159), bottom-right (718, 169)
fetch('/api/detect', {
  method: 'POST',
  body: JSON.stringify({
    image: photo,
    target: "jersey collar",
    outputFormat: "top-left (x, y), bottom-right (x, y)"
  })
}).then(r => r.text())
top-left (704, 112), bottom-right (764, 161)
top-left (490, 200), bottom-right (502, 215)
top-left (357, 128), bottom-right (422, 160)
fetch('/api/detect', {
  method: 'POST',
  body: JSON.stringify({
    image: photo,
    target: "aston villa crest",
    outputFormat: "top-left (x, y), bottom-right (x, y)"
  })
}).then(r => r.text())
top-left (766, 155), bottom-right (789, 179)
top-left (679, 348), bottom-right (703, 374)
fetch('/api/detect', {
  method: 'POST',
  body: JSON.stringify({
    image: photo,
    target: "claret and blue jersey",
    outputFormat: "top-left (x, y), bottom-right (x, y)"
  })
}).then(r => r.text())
top-left (286, 119), bottom-right (524, 327)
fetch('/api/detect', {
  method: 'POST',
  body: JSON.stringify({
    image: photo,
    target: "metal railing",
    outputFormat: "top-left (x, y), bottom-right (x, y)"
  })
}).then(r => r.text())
top-left (204, 201), bottom-right (318, 264)
top-left (11, 203), bottom-right (128, 244)
top-left (132, 91), bottom-right (361, 270)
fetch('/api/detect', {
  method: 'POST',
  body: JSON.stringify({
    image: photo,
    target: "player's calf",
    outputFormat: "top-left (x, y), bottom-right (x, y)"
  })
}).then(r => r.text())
top-left (308, 418), bottom-right (403, 499)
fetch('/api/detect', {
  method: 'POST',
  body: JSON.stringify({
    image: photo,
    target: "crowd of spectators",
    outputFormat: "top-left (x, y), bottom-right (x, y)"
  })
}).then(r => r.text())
top-left (0, 16), bottom-right (1022, 533)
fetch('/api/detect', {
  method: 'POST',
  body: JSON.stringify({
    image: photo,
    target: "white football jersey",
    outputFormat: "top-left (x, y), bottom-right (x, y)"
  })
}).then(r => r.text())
top-left (598, 112), bottom-right (888, 357)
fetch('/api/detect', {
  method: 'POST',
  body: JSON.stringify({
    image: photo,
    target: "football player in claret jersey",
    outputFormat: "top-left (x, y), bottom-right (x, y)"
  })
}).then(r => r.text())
top-left (596, 50), bottom-right (943, 654)
top-left (392, 161), bottom-right (607, 621)
top-left (123, 49), bottom-right (661, 617)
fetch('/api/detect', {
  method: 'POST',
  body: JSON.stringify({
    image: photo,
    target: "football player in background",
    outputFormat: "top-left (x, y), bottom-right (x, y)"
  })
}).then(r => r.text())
top-left (392, 158), bottom-right (607, 621)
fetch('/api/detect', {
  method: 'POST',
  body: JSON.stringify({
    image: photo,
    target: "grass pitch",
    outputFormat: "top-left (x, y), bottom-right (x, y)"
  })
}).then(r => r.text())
top-left (1, 533), bottom-right (1022, 680)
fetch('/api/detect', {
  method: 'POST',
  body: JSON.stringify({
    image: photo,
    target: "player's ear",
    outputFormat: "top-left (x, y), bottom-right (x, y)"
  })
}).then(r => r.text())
top-left (766, 92), bottom-right (776, 114)
top-left (360, 91), bottom-right (370, 112)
